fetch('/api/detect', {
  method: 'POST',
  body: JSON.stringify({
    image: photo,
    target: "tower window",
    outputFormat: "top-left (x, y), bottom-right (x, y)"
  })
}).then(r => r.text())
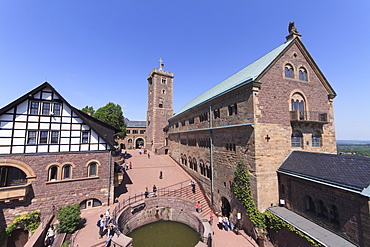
top-left (162, 78), bottom-right (166, 84)
top-left (312, 132), bottom-right (321, 148)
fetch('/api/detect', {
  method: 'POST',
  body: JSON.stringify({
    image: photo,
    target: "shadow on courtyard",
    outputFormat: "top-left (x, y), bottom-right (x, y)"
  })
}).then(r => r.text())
top-left (114, 170), bottom-right (133, 199)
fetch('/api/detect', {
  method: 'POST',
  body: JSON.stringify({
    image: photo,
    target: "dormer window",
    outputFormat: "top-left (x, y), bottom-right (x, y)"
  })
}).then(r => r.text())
top-left (299, 67), bottom-right (307, 81)
top-left (285, 64), bottom-right (294, 78)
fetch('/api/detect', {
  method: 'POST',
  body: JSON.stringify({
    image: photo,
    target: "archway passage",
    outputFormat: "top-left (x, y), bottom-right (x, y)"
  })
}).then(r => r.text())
top-left (135, 138), bottom-right (144, 149)
top-left (7, 229), bottom-right (28, 247)
top-left (120, 143), bottom-right (125, 150)
top-left (221, 197), bottom-right (231, 217)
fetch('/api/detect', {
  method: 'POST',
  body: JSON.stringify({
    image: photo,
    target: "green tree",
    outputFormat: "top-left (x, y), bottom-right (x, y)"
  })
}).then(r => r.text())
top-left (56, 204), bottom-right (81, 234)
top-left (93, 102), bottom-right (127, 139)
top-left (81, 106), bottom-right (95, 116)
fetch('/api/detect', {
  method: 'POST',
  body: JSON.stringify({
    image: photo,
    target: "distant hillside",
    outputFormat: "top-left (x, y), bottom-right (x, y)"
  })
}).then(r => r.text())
top-left (337, 140), bottom-right (370, 157)
top-left (336, 140), bottom-right (370, 145)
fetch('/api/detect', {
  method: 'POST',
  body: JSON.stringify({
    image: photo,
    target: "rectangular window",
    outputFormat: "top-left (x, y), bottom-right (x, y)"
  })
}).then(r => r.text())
top-left (140, 130), bottom-right (145, 134)
top-left (162, 78), bottom-right (166, 84)
top-left (27, 131), bottom-right (37, 144)
top-left (51, 131), bottom-right (59, 144)
top-left (133, 130), bottom-right (138, 134)
top-left (53, 103), bottom-right (62, 116)
top-left (40, 131), bottom-right (48, 144)
top-left (189, 118), bottom-right (194, 124)
top-left (126, 130), bottom-right (131, 134)
top-left (30, 102), bottom-right (39, 115)
top-left (42, 102), bottom-right (51, 115)
top-left (82, 131), bottom-right (89, 143)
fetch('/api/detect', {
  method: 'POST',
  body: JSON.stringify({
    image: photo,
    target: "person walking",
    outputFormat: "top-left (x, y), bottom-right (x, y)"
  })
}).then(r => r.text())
top-left (129, 162), bottom-right (132, 169)
top-left (45, 224), bottom-right (55, 246)
top-left (209, 212), bottom-right (214, 225)
top-left (98, 214), bottom-right (107, 238)
top-left (218, 214), bottom-right (223, 230)
top-left (189, 180), bottom-right (196, 193)
top-left (148, 152), bottom-right (151, 159)
top-left (196, 201), bottom-right (201, 213)
top-left (105, 223), bottom-right (115, 247)
top-left (159, 171), bottom-right (163, 179)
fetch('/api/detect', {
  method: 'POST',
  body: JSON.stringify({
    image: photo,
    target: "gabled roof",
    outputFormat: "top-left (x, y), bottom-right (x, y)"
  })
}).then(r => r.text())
top-left (124, 118), bottom-right (146, 128)
top-left (0, 82), bottom-right (120, 149)
top-left (278, 151), bottom-right (370, 196)
top-left (172, 36), bottom-right (337, 119)
top-left (171, 39), bottom-right (294, 118)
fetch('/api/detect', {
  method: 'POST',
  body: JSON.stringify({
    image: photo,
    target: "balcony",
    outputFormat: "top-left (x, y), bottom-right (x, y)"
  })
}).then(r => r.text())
top-left (0, 183), bottom-right (31, 203)
top-left (290, 110), bottom-right (328, 123)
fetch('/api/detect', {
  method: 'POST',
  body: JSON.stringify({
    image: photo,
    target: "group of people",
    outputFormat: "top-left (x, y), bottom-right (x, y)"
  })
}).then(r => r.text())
top-left (144, 185), bottom-right (157, 198)
top-left (217, 214), bottom-right (235, 231)
top-left (97, 209), bottom-right (116, 247)
top-left (119, 161), bottom-right (132, 172)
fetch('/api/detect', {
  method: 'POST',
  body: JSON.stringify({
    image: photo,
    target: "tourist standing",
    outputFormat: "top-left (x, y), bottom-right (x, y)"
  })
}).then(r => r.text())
top-left (98, 214), bottom-right (106, 238)
top-left (209, 212), bottom-right (214, 225)
top-left (129, 162), bottom-right (132, 169)
top-left (189, 180), bottom-right (196, 193)
top-left (159, 171), bottom-right (163, 179)
top-left (148, 152), bottom-right (151, 159)
top-left (218, 214), bottom-right (223, 230)
top-left (144, 187), bottom-right (149, 198)
top-left (153, 185), bottom-right (157, 197)
top-left (105, 223), bottom-right (115, 247)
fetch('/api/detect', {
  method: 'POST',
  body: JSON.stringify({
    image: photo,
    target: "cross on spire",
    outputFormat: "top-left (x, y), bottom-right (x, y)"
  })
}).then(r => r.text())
top-left (158, 58), bottom-right (165, 70)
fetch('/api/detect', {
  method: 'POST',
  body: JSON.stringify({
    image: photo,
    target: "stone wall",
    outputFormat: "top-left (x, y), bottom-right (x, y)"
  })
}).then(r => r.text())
top-left (114, 197), bottom-right (212, 246)
top-left (279, 173), bottom-right (368, 246)
top-left (0, 151), bottom-right (113, 230)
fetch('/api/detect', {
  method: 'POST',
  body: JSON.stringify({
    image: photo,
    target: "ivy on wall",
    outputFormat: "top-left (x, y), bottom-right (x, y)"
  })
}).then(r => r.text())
top-left (0, 211), bottom-right (40, 245)
top-left (232, 161), bottom-right (323, 247)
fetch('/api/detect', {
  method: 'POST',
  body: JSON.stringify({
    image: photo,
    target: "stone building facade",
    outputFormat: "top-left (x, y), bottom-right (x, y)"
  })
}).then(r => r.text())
top-left (167, 27), bottom-right (337, 214)
top-left (146, 68), bottom-right (174, 154)
top-left (0, 82), bottom-right (119, 231)
top-left (117, 118), bottom-right (146, 150)
top-left (278, 151), bottom-right (370, 246)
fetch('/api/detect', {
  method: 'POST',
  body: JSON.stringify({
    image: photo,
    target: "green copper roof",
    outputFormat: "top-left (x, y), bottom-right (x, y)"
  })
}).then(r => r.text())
top-left (173, 39), bottom-right (293, 118)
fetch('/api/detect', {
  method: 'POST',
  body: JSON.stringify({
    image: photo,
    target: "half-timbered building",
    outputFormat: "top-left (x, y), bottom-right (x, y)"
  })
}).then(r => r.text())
top-left (0, 82), bottom-right (119, 230)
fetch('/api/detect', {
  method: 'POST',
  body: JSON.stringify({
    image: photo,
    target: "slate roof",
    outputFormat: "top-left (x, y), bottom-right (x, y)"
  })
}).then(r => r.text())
top-left (171, 39), bottom-right (294, 118)
top-left (278, 151), bottom-right (370, 196)
top-left (124, 118), bottom-right (146, 128)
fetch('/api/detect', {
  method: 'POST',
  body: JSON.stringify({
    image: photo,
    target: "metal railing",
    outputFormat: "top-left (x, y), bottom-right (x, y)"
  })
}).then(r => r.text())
top-left (290, 110), bottom-right (328, 122)
top-left (111, 179), bottom-right (192, 220)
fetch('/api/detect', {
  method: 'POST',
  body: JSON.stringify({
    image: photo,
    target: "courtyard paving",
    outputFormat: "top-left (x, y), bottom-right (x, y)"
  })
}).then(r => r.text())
top-left (72, 150), bottom-right (257, 247)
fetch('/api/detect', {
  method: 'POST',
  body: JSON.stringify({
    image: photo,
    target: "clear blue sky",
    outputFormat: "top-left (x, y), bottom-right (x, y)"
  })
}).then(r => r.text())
top-left (1, 1), bottom-right (369, 140)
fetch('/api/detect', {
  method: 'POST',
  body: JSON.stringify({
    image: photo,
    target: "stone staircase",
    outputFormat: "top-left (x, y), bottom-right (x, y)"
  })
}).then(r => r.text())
top-left (157, 179), bottom-right (213, 220)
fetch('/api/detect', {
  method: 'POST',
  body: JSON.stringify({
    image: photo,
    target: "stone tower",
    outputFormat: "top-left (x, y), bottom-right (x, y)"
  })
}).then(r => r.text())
top-left (146, 61), bottom-right (174, 154)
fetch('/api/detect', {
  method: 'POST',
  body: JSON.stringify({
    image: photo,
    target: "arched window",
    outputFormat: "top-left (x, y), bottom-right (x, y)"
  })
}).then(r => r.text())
top-left (63, 164), bottom-right (71, 179)
top-left (189, 156), bottom-right (193, 169)
top-left (330, 205), bottom-right (339, 224)
top-left (128, 139), bottom-right (133, 144)
top-left (318, 200), bottom-right (329, 219)
top-left (0, 166), bottom-right (27, 187)
top-left (285, 64), bottom-right (294, 78)
top-left (49, 166), bottom-right (58, 181)
top-left (193, 158), bottom-right (198, 172)
top-left (291, 92), bottom-right (305, 120)
top-left (199, 160), bottom-right (205, 176)
top-left (183, 155), bottom-right (187, 166)
top-left (312, 131), bottom-right (322, 148)
top-left (88, 162), bottom-right (97, 177)
top-left (291, 131), bottom-right (303, 148)
top-left (306, 196), bottom-right (316, 213)
top-left (299, 67), bottom-right (307, 81)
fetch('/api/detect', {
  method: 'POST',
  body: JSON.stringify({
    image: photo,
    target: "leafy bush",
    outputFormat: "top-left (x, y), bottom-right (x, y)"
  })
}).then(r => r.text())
top-left (61, 240), bottom-right (71, 247)
top-left (56, 204), bottom-right (81, 234)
